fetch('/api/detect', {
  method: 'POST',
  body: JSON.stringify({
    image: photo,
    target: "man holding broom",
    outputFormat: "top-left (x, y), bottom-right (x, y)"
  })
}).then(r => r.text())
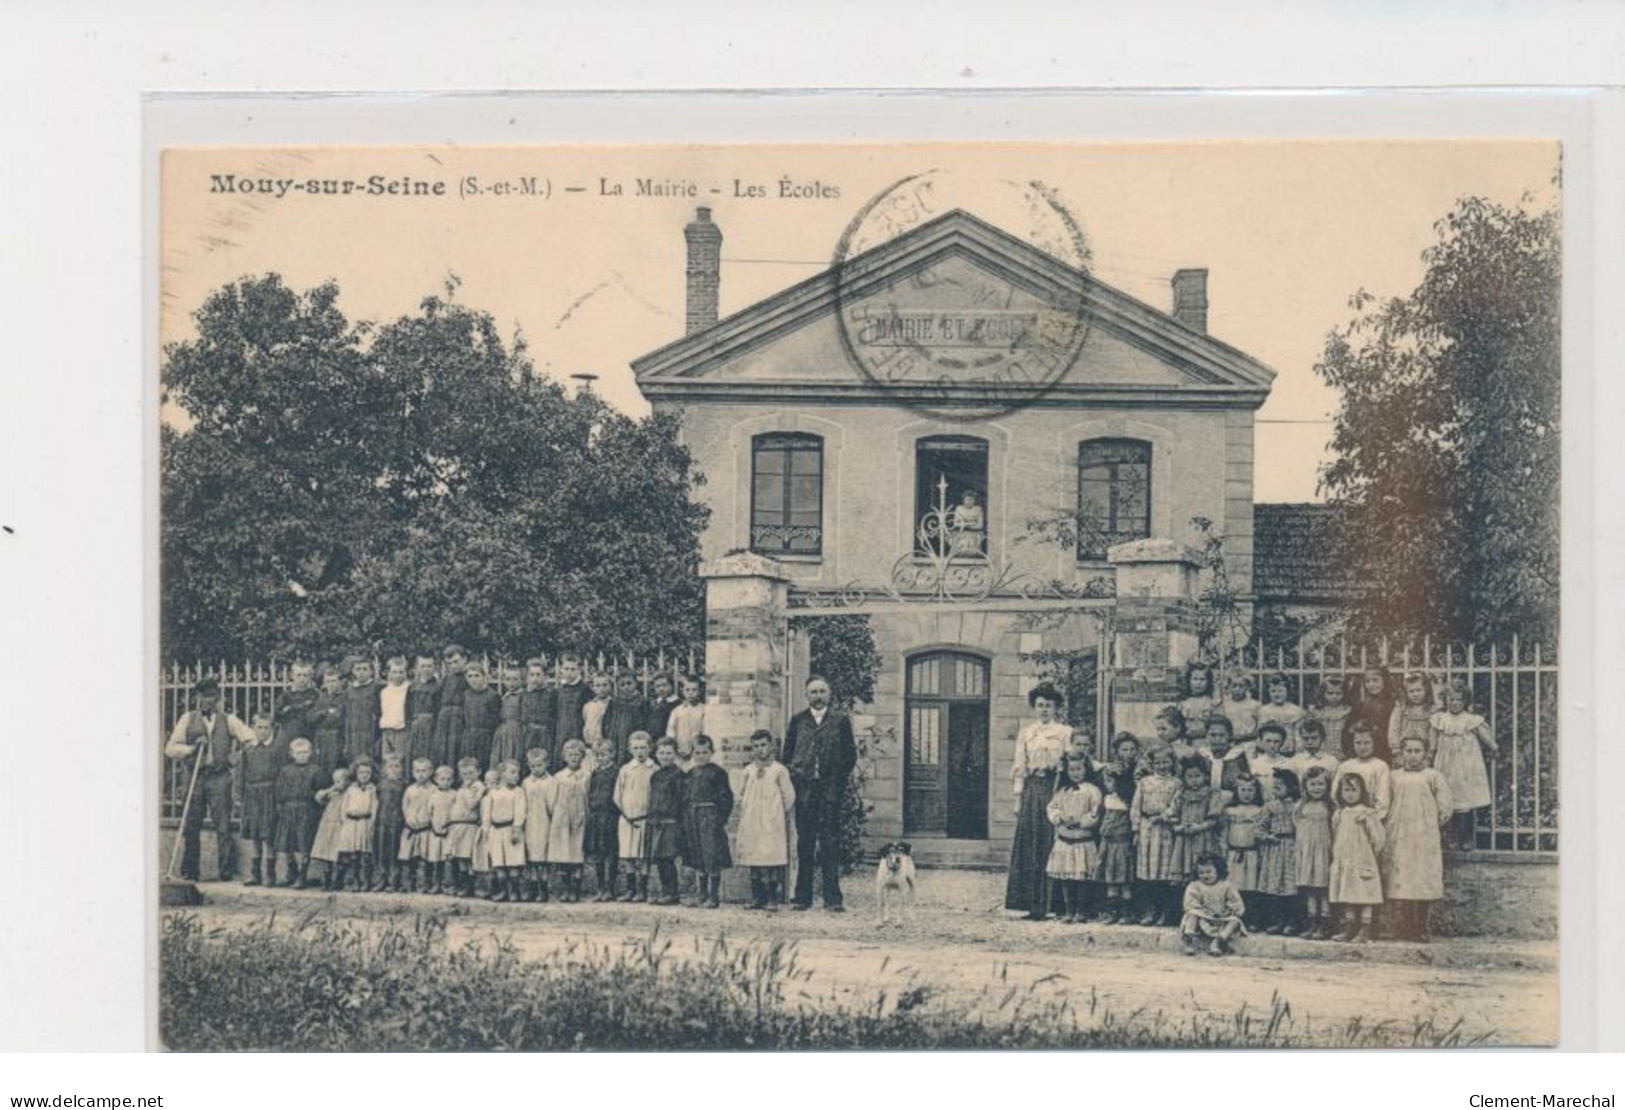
top-left (165, 677), bottom-right (256, 882)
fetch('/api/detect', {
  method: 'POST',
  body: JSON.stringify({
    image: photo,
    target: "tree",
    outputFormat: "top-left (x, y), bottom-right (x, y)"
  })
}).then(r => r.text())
top-left (1315, 196), bottom-right (1559, 645)
top-left (162, 274), bottom-right (709, 661)
top-left (790, 614), bottom-right (881, 712)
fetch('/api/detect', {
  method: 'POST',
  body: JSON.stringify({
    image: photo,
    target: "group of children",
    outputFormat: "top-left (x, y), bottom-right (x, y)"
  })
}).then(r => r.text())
top-left (195, 649), bottom-right (815, 910)
top-left (197, 652), bottom-right (1499, 942)
top-left (1041, 665), bottom-right (1495, 954)
top-left (289, 732), bottom-right (782, 908)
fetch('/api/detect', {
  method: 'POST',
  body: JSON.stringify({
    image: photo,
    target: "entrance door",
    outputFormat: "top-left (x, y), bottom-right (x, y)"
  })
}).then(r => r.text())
top-left (905, 651), bottom-right (990, 838)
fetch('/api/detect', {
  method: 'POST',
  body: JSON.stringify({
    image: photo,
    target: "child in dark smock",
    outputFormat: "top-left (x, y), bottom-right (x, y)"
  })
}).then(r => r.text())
top-left (432, 645), bottom-right (469, 768)
top-left (644, 737), bottom-right (686, 904)
top-left (1095, 763), bottom-right (1136, 923)
top-left (518, 658), bottom-right (557, 767)
top-left (490, 668), bottom-right (526, 773)
top-left (311, 665), bottom-right (346, 777)
top-left (584, 737), bottom-right (621, 901)
top-left (460, 661), bottom-right (502, 771)
top-left (406, 655), bottom-right (440, 767)
top-left (271, 738), bottom-right (321, 888)
top-left (683, 735), bottom-right (734, 909)
top-left (371, 752), bottom-right (407, 892)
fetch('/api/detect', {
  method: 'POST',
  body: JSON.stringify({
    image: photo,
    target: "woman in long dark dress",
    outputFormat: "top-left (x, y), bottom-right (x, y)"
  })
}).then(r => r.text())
top-left (1004, 683), bottom-right (1073, 919)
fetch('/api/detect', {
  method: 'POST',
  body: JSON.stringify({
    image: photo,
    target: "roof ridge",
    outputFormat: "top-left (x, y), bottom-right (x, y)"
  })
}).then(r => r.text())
top-left (631, 209), bottom-right (1277, 394)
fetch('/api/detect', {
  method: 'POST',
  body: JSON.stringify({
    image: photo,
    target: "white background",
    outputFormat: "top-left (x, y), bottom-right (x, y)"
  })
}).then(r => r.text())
top-left (2, 0), bottom-right (1622, 1091)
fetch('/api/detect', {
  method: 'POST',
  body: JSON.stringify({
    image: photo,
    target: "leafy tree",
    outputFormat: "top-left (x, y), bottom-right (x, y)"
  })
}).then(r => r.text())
top-left (1315, 196), bottom-right (1559, 645)
top-left (162, 274), bottom-right (708, 662)
top-left (790, 613), bottom-right (881, 711)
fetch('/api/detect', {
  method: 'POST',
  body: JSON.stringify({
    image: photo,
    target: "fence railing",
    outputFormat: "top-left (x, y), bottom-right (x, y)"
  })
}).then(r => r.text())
top-left (159, 649), bottom-right (704, 823)
top-left (1217, 635), bottom-right (1558, 856)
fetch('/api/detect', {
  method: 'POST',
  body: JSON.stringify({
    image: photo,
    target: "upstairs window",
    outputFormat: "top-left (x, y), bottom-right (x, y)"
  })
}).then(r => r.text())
top-left (750, 433), bottom-right (823, 556)
top-left (915, 436), bottom-right (989, 558)
top-left (1077, 438), bottom-right (1151, 560)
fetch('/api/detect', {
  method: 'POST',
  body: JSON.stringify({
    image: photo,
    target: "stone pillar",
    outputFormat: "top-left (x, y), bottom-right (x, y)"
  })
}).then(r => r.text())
top-left (700, 552), bottom-right (790, 902)
top-left (700, 551), bottom-right (790, 769)
top-left (1107, 538), bottom-right (1203, 742)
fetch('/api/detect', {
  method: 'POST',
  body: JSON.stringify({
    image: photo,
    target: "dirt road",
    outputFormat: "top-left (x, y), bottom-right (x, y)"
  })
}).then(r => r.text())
top-left (178, 871), bottom-right (1557, 1047)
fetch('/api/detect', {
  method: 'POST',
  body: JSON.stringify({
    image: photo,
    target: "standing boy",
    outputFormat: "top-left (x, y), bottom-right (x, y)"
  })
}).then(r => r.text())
top-left (683, 735), bottom-right (733, 908)
top-left (613, 732), bottom-right (656, 901)
top-left (521, 747), bottom-right (553, 901)
top-left (647, 673), bottom-right (681, 740)
top-left (644, 737), bottom-right (686, 905)
top-left (668, 677), bottom-right (706, 766)
top-left (372, 752), bottom-right (408, 892)
top-left (377, 656), bottom-right (412, 768)
top-left (518, 658), bottom-right (556, 767)
top-left (272, 661), bottom-right (321, 759)
top-left (342, 658), bottom-right (382, 767)
top-left (604, 672), bottom-right (650, 766)
top-left (238, 710), bottom-right (283, 886)
top-left (550, 656), bottom-right (590, 763)
top-left (433, 645), bottom-right (470, 769)
top-left (735, 729), bottom-right (796, 911)
top-left (399, 758), bottom-right (436, 893)
top-left (311, 663), bottom-right (346, 777)
top-left (546, 739), bottom-right (591, 902)
top-left (461, 661), bottom-right (502, 771)
top-left (484, 760), bottom-right (528, 902)
top-left (406, 653), bottom-right (441, 766)
top-left (271, 738), bottom-right (321, 887)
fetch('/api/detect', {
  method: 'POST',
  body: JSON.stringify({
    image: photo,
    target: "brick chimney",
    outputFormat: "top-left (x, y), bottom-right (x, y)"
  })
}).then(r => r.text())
top-left (1171, 268), bottom-right (1208, 333)
top-left (684, 207), bottom-right (722, 335)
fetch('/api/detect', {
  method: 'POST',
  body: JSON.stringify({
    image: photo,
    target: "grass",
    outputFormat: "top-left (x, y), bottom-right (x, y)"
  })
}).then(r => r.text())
top-left (159, 911), bottom-right (1496, 1051)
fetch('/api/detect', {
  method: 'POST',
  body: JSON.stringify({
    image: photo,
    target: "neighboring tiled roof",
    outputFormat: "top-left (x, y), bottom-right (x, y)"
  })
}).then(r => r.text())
top-left (1252, 503), bottom-right (1367, 603)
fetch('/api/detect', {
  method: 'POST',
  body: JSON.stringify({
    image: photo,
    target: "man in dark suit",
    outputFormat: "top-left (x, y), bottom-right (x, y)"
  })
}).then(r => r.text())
top-left (783, 675), bottom-right (857, 912)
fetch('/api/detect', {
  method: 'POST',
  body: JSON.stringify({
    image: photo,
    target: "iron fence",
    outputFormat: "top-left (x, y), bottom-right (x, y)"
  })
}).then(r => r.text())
top-left (1218, 635), bottom-right (1558, 855)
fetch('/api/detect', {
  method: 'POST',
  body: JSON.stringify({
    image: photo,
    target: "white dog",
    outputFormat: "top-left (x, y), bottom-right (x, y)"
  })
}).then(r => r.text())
top-left (875, 841), bottom-right (916, 926)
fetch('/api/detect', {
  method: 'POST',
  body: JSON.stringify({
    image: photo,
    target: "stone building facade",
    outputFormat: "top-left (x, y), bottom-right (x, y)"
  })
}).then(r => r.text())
top-left (632, 207), bottom-right (1277, 864)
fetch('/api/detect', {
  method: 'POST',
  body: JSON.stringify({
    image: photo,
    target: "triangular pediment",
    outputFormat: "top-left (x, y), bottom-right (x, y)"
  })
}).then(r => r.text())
top-left (633, 210), bottom-right (1274, 405)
